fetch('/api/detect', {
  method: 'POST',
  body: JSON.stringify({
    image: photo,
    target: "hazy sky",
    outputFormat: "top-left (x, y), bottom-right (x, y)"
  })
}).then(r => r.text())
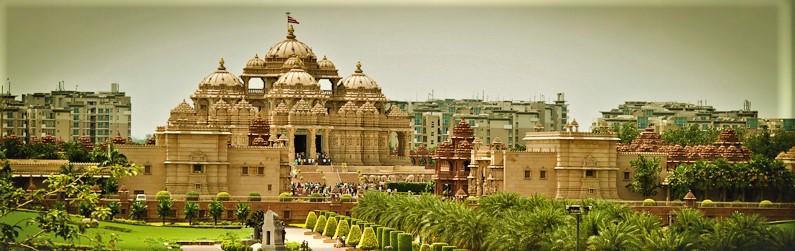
top-left (3, 1), bottom-right (791, 139)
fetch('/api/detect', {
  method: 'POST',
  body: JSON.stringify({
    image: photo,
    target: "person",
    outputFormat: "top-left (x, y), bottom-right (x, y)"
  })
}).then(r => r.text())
top-left (335, 238), bottom-right (343, 248)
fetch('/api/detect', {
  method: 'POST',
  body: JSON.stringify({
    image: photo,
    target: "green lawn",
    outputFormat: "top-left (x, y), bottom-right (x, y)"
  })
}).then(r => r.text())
top-left (771, 220), bottom-right (795, 232)
top-left (1, 211), bottom-right (253, 250)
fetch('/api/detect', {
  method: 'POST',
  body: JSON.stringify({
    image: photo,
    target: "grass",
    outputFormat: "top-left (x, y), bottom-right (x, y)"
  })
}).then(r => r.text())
top-left (771, 220), bottom-right (795, 232)
top-left (1, 211), bottom-right (253, 250)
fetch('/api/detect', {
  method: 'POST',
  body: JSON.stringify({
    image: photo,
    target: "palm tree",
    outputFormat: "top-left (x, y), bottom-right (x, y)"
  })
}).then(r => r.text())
top-left (585, 220), bottom-right (642, 251)
top-left (767, 228), bottom-right (795, 251)
top-left (641, 229), bottom-right (696, 251)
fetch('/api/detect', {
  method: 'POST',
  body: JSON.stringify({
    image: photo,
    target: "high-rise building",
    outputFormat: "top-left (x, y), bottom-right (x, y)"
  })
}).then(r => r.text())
top-left (393, 93), bottom-right (568, 149)
top-left (597, 100), bottom-right (758, 132)
top-left (0, 83), bottom-right (131, 144)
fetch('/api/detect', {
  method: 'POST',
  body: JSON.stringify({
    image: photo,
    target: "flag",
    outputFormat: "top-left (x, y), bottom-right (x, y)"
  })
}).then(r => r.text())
top-left (288, 16), bottom-right (299, 24)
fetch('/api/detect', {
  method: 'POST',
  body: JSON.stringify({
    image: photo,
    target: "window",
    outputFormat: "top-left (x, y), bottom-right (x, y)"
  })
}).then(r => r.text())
top-left (524, 170), bottom-right (531, 180)
top-left (623, 171), bottom-right (630, 180)
top-left (588, 188), bottom-right (595, 194)
top-left (257, 166), bottom-right (265, 175)
top-left (133, 190), bottom-right (144, 195)
top-left (539, 170), bottom-right (547, 180)
top-left (283, 211), bottom-right (291, 219)
top-left (227, 210), bottom-right (234, 219)
top-left (268, 184), bottom-right (272, 191)
top-left (241, 166), bottom-right (249, 175)
top-left (195, 184), bottom-right (201, 190)
top-left (193, 164), bottom-right (203, 174)
top-left (585, 170), bottom-right (595, 178)
top-left (144, 165), bottom-right (151, 175)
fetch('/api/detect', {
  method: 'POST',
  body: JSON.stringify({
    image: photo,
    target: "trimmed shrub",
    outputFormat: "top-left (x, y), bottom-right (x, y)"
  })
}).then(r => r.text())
top-left (334, 219), bottom-right (350, 239)
top-left (420, 244), bottom-right (431, 251)
top-left (642, 198), bottom-right (656, 206)
top-left (156, 190), bottom-right (171, 201)
top-left (357, 227), bottom-right (379, 250)
top-left (341, 194), bottom-right (353, 202)
top-left (390, 231), bottom-right (402, 250)
top-left (278, 192), bottom-right (292, 202)
top-left (452, 249), bottom-right (468, 251)
top-left (464, 196), bottom-right (479, 205)
top-left (759, 200), bottom-right (773, 208)
top-left (412, 242), bottom-right (421, 251)
top-left (186, 191), bottom-right (200, 201)
top-left (397, 233), bottom-right (412, 251)
top-left (701, 199), bottom-right (715, 207)
top-left (323, 217), bottom-right (338, 237)
top-left (347, 225), bottom-right (362, 246)
top-left (248, 192), bottom-right (261, 202)
top-left (386, 181), bottom-right (433, 193)
top-left (310, 193), bottom-right (324, 202)
top-left (381, 228), bottom-right (394, 249)
top-left (216, 192), bottom-right (231, 201)
top-left (375, 227), bottom-right (384, 246)
top-left (441, 246), bottom-right (456, 251)
top-left (431, 243), bottom-right (447, 251)
top-left (304, 211), bottom-right (317, 230)
top-left (313, 215), bottom-right (327, 233)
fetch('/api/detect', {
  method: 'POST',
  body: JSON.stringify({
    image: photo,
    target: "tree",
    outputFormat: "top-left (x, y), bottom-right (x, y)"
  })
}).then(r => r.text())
top-left (208, 200), bottom-right (224, 225)
top-left (156, 198), bottom-right (172, 225)
top-left (597, 122), bottom-right (640, 144)
top-left (1, 138), bottom-right (29, 159)
top-left (744, 127), bottom-right (795, 159)
top-left (246, 210), bottom-right (265, 240)
top-left (0, 146), bottom-right (142, 250)
top-left (234, 202), bottom-right (250, 226)
top-left (106, 201), bottom-right (120, 220)
top-left (28, 143), bottom-right (60, 160)
top-left (61, 141), bottom-right (91, 162)
top-left (586, 221), bottom-right (642, 251)
top-left (358, 227), bottom-right (379, 250)
top-left (625, 156), bottom-right (662, 198)
top-left (304, 211), bottom-right (317, 230)
top-left (661, 125), bottom-right (720, 146)
top-left (183, 202), bottom-right (198, 225)
top-left (130, 201), bottom-right (148, 220)
top-left (334, 219), bottom-right (350, 239)
top-left (323, 216), bottom-right (338, 237)
top-left (314, 215), bottom-right (328, 233)
top-left (90, 143), bottom-right (129, 167)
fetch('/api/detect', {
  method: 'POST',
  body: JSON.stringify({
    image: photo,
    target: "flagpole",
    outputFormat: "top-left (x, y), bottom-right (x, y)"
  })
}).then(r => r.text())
top-left (286, 11), bottom-right (290, 31)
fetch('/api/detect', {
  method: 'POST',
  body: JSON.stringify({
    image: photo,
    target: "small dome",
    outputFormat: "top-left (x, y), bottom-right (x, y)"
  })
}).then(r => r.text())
top-left (282, 55), bottom-right (306, 70)
top-left (317, 55), bottom-right (336, 70)
top-left (199, 58), bottom-right (244, 88)
top-left (274, 60), bottom-right (318, 87)
top-left (266, 25), bottom-right (316, 59)
top-left (340, 62), bottom-right (380, 89)
top-left (244, 54), bottom-right (266, 69)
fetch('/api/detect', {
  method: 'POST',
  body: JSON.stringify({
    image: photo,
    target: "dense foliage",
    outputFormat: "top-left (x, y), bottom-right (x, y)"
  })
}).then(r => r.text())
top-left (626, 156), bottom-right (662, 198)
top-left (661, 125), bottom-right (722, 146)
top-left (592, 122), bottom-right (639, 144)
top-left (352, 191), bottom-right (795, 251)
top-left (347, 224), bottom-right (362, 246)
top-left (358, 227), bottom-right (379, 250)
top-left (209, 201), bottom-right (224, 225)
top-left (234, 202), bottom-right (250, 225)
top-left (304, 211), bottom-right (317, 230)
top-left (183, 202), bottom-right (199, 225)
top-left (667, 156), bottom-right (795, 201)
top-left (744, 127), bottom-right (795, 159)
top-left (385, 182), bottom-right (434, 193)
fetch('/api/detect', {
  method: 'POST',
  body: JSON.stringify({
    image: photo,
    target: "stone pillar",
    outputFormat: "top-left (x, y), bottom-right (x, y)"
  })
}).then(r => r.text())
top-left (308, 128), bottom-right (318, 160)
top-left (401, 132), bottom-right (411, 157)
top-left (322, 128), bottom-right (330, 157)
top-left (287, 128), bottom-right (297, 164)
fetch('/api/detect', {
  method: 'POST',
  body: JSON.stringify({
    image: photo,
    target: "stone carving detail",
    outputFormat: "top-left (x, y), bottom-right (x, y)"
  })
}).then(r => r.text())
top-left (190, 150), bottom-right (207, 162)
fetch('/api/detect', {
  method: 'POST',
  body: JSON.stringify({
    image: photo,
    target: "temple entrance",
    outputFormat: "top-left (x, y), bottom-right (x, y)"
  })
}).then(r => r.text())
top-left (315, 135), bottom-right (322, 154)
top-left (294, 135), bottom-right (307, 159)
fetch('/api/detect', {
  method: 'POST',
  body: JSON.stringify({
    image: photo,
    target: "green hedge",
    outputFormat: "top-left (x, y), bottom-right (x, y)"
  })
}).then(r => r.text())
top-left (304, 211), bottom-right (317, 230)
top-left (185, 191), bottom-right (199, 201)
top-left (381, 228), bottom-right (394, 249)
top-left (248, 192), bottom-right (261, 202)
top-left (313, 215), bottom-right (327, 233)
top-left (389, 231), bottom-right (402, 249)
top-left (386, 182), bottom-right (433, 193)
top-left (216, 192), bottom-right (231, 201)
top-left (358, 227), bottom-right (379, 250)
top-left (759, 200), bottom-right (773, 208)
top-left (323, 217), bottom-right (338, 237)
top-left (334, 219), bottom-right (350, 239)
top-left (156, 190), bottom-right (171, 200)
top-left (397, 233), bottom-right (412, 251)
top-left (101, 225), bottom-right (132, 232)
top-left (420, 244), bottom-right (431, 251)
top-left (341, 194), bottom-right (353, 202)
top-left (347, 225), bottom-right (363, 246)
top-left (441, 246), bottom-right (456, 251)
top-left (431, 243), bottom-right (447, 251)
top-left (642, 198), bottom-right (656, 206)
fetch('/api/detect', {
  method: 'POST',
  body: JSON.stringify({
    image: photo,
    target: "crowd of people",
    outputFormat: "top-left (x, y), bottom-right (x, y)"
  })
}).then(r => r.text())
top-left (290, 182), bottom-right (360, 196)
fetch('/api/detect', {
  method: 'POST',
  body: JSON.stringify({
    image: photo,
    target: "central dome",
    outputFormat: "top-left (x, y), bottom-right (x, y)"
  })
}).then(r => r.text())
top-left (266, 25), bottom-right (316, 59)
top-left (273, 58), bottom-right (318, 87)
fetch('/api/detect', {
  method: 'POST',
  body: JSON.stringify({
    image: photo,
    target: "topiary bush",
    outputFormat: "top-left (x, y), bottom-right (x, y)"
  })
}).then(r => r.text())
top-left (642, 198), bottom-right (656, 206)
top-left (759, 200), bottom-right (773, 208)
top-left (452, 249), bottom-right (468, 251)
top-left (431, 243), bottom-right (447, 251)
top-left (156, 190), bottom-right (171, 201)
top-left (420, 244), bottom-right (431, 251)
top-left (347, 224), bottom-right (362, 246)
top-left (412, 242), bottom-right (421, 251)
top-left (216, 192), bottom-right (231, 201)
top-left (310, 193), bottom-right (324, 202)
top-left (441, 246), bottom-right (456, 251)
top-left (277, 192), bottom-right (292, 202)
top-left (313, 215), bottom-right (327, 233)
top-left (375, 227), bottom-right (384, 247)
top-left (304, 211), bottom-right (317, 230)
top-left (323, 216), bottom-right (338, 237)
top-left (341, 194), bottom-right (353, 202)
top-left (381, 228), bottom-right (394, 249)
top-left (334, 219), bottom-right (350, 239)
top-left (186, 191), bottom-right (200, 201)
top-left (358, 227), bottom-right (379, 250)
top-left (464, 196), bottom-right (479, 205)
top-left (701, 199), bottom-right (715, 207)
top-left (390, 231), bottom-right (402, 250)
top-left (248, 192), bottom-right (261, 202)
top-left (397, 233), bottom-right (412, 251)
